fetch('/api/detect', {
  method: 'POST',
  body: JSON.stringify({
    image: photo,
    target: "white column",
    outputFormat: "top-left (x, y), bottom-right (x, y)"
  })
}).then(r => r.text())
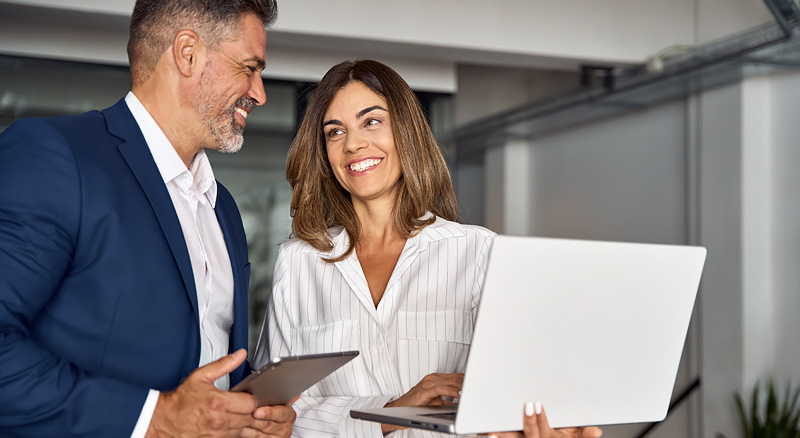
top-left (484, 139), bottom-right (532, 235)
top-left (739, 75), bottom-right (775, 388)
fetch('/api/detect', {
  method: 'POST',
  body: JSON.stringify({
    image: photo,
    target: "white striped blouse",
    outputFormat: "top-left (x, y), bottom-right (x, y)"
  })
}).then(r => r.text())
top-left (254, 216), bottom-right (495, 437)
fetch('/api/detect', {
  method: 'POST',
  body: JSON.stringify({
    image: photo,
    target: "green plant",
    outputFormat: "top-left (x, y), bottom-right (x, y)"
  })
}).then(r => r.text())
top-left (717, 380), bottom-right (800, 438)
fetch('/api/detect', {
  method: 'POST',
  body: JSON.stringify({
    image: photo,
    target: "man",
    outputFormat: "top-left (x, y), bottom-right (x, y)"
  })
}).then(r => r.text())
top-left (0, 1), bottom-right (295, 437)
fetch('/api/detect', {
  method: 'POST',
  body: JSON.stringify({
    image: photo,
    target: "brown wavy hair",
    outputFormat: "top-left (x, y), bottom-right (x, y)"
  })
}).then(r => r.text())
top-left (286, 60), bottom-right (459, 262)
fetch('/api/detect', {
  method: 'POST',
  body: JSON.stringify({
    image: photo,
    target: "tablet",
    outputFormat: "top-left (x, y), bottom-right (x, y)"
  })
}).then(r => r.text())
top-left (231, 351), bottom-right (359, 406)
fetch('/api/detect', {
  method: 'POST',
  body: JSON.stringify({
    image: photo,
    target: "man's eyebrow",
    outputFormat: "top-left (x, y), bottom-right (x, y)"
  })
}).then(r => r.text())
top-left (356, 105), bottom-right (388, 119)
top-left (242, 56), bottom-right (266, 70)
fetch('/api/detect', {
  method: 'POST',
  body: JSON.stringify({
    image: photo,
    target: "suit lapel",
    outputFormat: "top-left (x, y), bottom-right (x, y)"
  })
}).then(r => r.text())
top-left (103, 99), bottom-right (200, 320)
top-left (215, 195), bottom-right (250, 383)
top-left (215, 200), bottom-right (246, 338)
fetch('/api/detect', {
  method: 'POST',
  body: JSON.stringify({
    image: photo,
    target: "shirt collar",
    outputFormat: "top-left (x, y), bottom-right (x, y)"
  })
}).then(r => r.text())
top-left (327, 213), bottom-right (466, 260)
top-left (414, 214), bottom-right (466, 247)
top-left (188, 149), bottom-right (218, 206)
top-left (125, 91), bottom-right (217, 206)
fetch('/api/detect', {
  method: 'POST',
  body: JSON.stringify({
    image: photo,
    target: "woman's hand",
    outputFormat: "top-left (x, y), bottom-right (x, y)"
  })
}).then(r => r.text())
top-left (488, 402), bottom-right (603, 438)
top-left (385, 373), bottom-right (464, 408)
top-left (381, 373), bottom-right (464, 433)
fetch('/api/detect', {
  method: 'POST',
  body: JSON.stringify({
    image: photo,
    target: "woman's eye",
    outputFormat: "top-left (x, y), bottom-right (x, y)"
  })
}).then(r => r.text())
top-left (365, 118), bottom-right (381, 126)
top-left (326, 128), bottom-right (344, 138)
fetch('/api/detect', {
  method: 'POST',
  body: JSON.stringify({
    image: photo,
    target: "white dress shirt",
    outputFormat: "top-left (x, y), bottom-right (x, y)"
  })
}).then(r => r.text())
top-left (125, 92), bottom-right (235, 437)
top-left (255, 216), bottom-right (495, 437)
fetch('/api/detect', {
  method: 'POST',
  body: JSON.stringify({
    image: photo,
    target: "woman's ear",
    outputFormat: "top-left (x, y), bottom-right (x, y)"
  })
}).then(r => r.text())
top-left (172, 29), bottom-right (203, 77)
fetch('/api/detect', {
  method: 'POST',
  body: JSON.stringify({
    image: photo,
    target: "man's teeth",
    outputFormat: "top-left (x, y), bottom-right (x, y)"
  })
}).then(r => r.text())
top-left (235, 107), bottom-right (248, 119)
top-left (349, 159), bottom-right (381, 172)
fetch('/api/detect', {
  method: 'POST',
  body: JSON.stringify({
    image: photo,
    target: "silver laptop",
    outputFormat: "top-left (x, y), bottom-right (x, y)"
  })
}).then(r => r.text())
top-left (350, 235), bottom-right (707, 435)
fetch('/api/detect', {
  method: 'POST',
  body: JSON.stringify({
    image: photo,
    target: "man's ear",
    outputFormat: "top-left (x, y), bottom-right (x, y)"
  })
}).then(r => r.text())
top-left (172, 29), bottom-right (203, 77)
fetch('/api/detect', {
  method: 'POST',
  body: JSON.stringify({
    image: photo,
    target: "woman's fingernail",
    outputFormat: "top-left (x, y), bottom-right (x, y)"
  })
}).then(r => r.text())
top-left (525, 402), bottom-right (535, 417)
top-left (535, 402), bottom-right (543, 415)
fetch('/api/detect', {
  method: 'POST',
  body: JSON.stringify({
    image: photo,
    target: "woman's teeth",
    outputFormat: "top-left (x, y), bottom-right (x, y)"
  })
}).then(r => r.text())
top-left (349, 159), bottom-right (381, 172)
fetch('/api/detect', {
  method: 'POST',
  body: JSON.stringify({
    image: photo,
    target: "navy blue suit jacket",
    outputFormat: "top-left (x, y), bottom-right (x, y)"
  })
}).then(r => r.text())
top-left (0, 99), bottom-right (251, 437)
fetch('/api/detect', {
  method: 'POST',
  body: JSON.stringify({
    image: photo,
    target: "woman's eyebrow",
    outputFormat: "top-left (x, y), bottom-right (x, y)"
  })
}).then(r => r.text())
top-left (356, 105), bottom-right (388, 119)
top-left (323, 105), bottom-right (388, 128)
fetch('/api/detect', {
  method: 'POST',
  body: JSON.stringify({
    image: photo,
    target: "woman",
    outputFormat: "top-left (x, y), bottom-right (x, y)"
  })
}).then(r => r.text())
top-left (254, 60), bottom-right (600, 438)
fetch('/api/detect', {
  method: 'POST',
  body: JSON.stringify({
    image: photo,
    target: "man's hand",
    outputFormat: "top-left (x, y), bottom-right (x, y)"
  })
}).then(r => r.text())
top-left (240, 403), bottom-right (297, 438)
top-left (147, 349), bottom-right (259, 438)
top-left (488, 402), bottom-right (603, 438)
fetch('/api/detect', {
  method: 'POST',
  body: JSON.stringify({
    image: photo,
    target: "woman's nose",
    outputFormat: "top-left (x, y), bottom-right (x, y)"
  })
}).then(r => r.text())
top-left (343, 132), bottom-right (367, 152)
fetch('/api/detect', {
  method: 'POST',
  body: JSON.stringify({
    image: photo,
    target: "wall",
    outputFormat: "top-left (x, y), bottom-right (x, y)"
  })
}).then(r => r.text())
top-left (523, 100), bottom-right (688, 244)
top-left (453, 64), bottom-right (581, 226)
top-left (698, 0), bottom-right (776, 43)
top-left (455, 64), bottom-right (581, 126)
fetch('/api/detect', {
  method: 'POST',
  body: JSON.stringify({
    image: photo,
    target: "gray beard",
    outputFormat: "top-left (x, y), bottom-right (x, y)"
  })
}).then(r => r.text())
top-left (195, 98), bottom-right (244, 154)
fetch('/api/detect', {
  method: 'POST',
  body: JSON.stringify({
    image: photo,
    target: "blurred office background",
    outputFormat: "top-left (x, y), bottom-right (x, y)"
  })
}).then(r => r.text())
top-left (1, 1), bottom-right (799, 437)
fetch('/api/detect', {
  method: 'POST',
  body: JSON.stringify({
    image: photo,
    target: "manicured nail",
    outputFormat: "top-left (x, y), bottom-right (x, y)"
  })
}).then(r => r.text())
top-left (525, 402), bottom-right (535, 417)
top-left (534, 402), bottom-right (542, 415)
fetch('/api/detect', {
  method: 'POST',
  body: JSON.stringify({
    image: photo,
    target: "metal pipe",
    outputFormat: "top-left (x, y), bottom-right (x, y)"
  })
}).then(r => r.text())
top-left (763, 0), bottom-right (800, 37)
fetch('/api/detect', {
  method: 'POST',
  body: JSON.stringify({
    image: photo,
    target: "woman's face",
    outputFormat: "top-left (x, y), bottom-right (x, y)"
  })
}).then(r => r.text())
top-left (323, 81), bottom-right (402, 205)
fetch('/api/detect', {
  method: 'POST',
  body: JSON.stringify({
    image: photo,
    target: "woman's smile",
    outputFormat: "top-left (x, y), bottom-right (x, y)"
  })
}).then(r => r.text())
top-left (346, 157), bottom-right (384, 174)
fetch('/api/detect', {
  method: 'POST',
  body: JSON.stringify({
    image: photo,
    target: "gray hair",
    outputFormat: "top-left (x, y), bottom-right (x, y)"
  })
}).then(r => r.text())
top-left (127, 0), bottom-right (278, 86)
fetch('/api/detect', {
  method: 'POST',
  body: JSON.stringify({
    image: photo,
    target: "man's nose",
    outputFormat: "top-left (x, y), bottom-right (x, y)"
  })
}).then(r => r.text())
top-left (250, 74), bottom-right (266, 106)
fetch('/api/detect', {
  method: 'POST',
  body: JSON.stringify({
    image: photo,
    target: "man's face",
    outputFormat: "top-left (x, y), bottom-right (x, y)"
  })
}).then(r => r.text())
top-left (193, 13), bottom-right (267, 153)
